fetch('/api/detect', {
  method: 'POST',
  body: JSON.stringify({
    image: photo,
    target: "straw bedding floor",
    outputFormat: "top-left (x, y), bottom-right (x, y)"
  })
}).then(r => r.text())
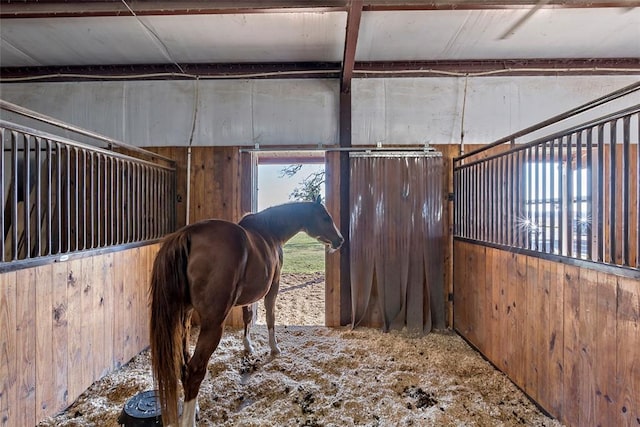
top-left (38, 273), bottom-right (563, 427)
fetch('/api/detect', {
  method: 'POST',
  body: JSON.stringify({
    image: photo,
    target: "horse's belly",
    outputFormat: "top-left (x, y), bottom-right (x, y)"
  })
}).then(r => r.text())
top-left (235, 279), bottom-right (272, 306)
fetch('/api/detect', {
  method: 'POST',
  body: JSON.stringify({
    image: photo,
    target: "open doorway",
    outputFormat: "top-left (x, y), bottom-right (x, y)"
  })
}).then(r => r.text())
top-left (254, 153), bottom-right (327, 326)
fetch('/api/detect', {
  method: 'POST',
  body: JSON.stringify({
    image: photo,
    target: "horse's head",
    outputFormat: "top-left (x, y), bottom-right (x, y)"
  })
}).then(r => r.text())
top-left (304, 196), bottom-right (344, 253)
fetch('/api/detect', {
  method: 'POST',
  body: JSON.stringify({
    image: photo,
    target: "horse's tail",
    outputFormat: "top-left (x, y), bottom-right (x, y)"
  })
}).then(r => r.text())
top-left (149, 229), bottom-right (190, 426)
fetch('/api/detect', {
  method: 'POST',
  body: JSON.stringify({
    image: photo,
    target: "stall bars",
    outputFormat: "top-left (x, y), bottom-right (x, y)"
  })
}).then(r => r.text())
top-left (454, 104), bottom-right (640, 271)
top-left (0, 106), bottom-right (176, 271)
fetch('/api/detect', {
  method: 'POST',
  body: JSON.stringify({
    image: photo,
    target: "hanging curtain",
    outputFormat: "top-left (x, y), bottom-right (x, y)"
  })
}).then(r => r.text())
top-left (349, 152), bottom-right (445, 333)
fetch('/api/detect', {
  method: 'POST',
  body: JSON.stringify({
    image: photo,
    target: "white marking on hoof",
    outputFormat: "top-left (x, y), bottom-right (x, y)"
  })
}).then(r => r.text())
top-left (268, 327), bottom-right (281, 355)
top-left (180, 398), bottom-right (197, 427)
top-left (243, 336), bottom-right (255, 354)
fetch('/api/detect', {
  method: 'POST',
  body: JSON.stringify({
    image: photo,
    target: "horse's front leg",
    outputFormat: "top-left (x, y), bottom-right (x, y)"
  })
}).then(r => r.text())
top-left (242, 305), bottom-right (255, 354)
top-left (264, 279), bottom-right (281, 355)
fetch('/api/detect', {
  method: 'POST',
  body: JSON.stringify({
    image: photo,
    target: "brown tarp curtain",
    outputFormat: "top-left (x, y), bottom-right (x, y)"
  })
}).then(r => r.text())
top-left (349, 152), bottom-right (445, 333)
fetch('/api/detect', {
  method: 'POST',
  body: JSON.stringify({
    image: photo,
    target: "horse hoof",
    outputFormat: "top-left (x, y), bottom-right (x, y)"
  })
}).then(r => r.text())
top-left (270, 346), bottom-right (281, 356)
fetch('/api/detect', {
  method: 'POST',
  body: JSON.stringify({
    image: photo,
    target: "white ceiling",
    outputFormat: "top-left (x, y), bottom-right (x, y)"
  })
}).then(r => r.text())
top-left (0, 3), bottom-right (638, 71)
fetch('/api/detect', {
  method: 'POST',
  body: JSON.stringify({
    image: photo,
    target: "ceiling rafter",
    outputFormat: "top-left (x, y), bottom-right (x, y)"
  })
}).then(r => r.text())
top-left (1, 0), bottom-right (636, 18)
top-left (2, 58), bottom-right (638, 82)
top-left (341, 0), bottom-right (363, 93)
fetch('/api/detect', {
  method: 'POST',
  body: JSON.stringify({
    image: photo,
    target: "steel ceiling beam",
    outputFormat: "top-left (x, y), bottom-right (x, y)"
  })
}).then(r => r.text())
top-left (2, 59), bottom-right (638, 82)
top-left (1, 0), bottom-right (636, 18)
top-left (341, 0), bottom-right (363, 93)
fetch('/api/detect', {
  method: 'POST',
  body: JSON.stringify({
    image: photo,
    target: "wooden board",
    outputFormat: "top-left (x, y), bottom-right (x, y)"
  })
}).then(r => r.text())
top-left (562, 264), bottom-right (580, 427)
top-left (35, 264), bottom-right (54, 421)
top-left (594, 271), bottom-right (617, 424)
top-left (15, 268), bottom-right (36, 427)
top-left (577, 268), bottom-right (597, 426)
top-left (543, 259), bottom-right (563, 416)
top-left (616, 275), bottom-right (640, 426)
top-left (0, 271), bottom-right (16, 427)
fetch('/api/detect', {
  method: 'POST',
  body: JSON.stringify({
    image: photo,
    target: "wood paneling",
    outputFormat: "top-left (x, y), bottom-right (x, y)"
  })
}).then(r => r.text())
top-left (0, 244), bottom-right (159, 427)
top-left (325, 151), bottom-right (342, 327)
top-left (454, 240), bottom-right (640, 427)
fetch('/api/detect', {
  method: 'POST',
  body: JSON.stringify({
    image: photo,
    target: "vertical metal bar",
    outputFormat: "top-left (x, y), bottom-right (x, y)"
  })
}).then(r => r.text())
top-left (464, 166), bottom-right (470, 239)
top-left (526, 146), bottom-right (532, 249)
top-left (549, 138), bottom-right (556, 254)
top-left (11, 132), bottom-right (19, 260)
top-left (35, 137), bottom-right (42, 257)
top-left (89, 151), bottom-right (95, 249)
top-left (454, 167), bottom-right (459, 237)
top-left (515, 149), bottom-right (522, 248)
top-left (140, 164), bottom-right (144, 240)
top-left (507, 152), bottom-right (514, 246)
top-left (74, 147), bottom-right (79, 252)
top-left (110, 157), bottom-right (116, 246)
top-left (128, 161), bottom-right (132, 242)
top-left (535, 143), bottom-right (541, 251)
top-left (454, 169), bottom-right (469, 237)
top-left (96, 154), bottom-right (102, 247)
top-left (131, 162), bottom-right (136, 242)
top-left (46, 140), bottom-right (53, 255)
top-left (586, 127), bottom-right (593, 261)
top-left (151, 166), bottom-right (156, 239)
top-left (481, 161), bottom-right (486, 241)
top-left (156, 168), bottom-right (160, 238)
top-left (160, 170), bottom-right (167, 237)
top-left (622, 115), bottom-right (630, 266)
top-left (80, 149), bottom-right (87, 250)
top-left (124, 161), bottom-right (129, 243)
top-left (541, 141), bottom-right (548, 253)
top-left (493, 158), bottom-right (499, 244)
top-left (499, 156), bottom-right (505, 245)
top-left (23, 135), bottom-right (31, 259)
top-left (117, 158), bottom-right (122, 245)
top-left (0, 128), bottom-right (5, 262)
top-left (576, 131), bottom-right (583, 258)
top-left (558, 136), bottom-right (565, 255)
top-left (55, 143), bottom-right (62, 255)
top-left (65, 145), bottom-right (71, 253)
top-left (467, 165), bottom-right (471, 239)
top-left (597, 124), bottom-right (605, 262)
top-left (609, 119), bottom-right (617, 263)
top-left (566, 134), bottom-right (574, 257)
top-left (464, 165), bottom-right (478, 240)
top-left (453, 167), bottom-right (458, 236)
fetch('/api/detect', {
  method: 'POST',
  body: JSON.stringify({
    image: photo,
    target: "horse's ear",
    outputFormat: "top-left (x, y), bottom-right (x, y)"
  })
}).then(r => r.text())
top-left (314, 195), bottom-right (321, 204)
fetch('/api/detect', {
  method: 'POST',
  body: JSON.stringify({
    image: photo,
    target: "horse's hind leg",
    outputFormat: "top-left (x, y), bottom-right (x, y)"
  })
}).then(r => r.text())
top-left (179, 311), bottom-right (199, 420)
top-left (181, 323), bottom-right (224, 427)
top-left (242, 305), bottom-right (255, 354)
top-left (264, 279), bottom-right (281, 355)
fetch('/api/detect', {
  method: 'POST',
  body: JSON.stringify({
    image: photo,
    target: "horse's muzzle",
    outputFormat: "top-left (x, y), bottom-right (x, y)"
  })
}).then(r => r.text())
top-left (328, 234), bottom-right (344, 253)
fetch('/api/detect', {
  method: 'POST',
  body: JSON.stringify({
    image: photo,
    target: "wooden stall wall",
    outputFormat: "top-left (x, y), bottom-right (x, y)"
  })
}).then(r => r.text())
top-left (453, 241), bottom-right (640, 427)
top-left (0, 244), bottom-right (160, 427)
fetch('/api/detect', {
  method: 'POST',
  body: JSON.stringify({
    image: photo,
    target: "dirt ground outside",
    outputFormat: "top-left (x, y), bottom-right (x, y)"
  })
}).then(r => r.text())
top-left (38, 273), bottom-right (564, 427)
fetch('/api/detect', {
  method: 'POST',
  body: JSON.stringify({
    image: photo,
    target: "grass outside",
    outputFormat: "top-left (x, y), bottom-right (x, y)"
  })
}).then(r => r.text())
top-left (281, 232), bottom-right (326, 274)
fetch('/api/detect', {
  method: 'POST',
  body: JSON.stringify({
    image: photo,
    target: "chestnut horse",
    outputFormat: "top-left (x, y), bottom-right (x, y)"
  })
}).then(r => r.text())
top-left (149, 199), bottom-right (343, 427)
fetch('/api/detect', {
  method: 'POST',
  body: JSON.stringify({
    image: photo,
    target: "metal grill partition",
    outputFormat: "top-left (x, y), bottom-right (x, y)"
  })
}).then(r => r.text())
top-left (0, 105), bottom-right (176, 271)
top-left (453, 104), bottom-right (640, 271)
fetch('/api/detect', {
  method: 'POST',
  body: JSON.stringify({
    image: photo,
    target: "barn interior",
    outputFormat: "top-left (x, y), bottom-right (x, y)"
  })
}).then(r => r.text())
top-left (1, 1), bottom-right (639, 426)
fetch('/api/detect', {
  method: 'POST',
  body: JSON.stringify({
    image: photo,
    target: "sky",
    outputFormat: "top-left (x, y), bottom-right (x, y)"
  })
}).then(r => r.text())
top-left (257, 163), bottom-right (325, 211)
